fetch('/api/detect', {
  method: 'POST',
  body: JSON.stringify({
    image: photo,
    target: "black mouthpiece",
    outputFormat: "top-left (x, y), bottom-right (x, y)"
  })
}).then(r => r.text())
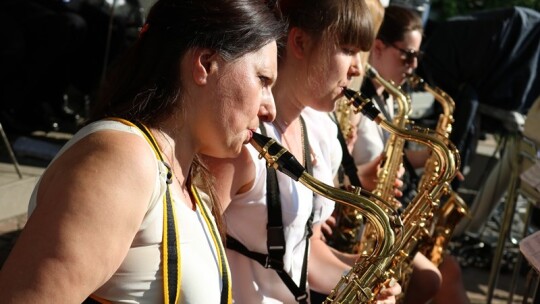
top-left (366, 66), bottom-right (378, 79)
top-left (342, 88), bottom-right (381, 121)
top-left (250, 132), bottom-right (305, 181)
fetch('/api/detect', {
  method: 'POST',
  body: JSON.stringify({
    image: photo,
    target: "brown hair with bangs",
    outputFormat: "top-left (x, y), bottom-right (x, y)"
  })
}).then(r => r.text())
top-left (278, 0), bottom-right (374, 54)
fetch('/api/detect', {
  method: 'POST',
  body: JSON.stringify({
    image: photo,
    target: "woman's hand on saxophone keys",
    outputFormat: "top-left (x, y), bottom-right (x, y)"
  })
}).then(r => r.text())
top-left (456, 170), bottom-right (465, 181)
top-left (320, 215), bottom-right (336, 242)
top-left (357, 154), bottom-right (404, 198)
top-left (393, 165), bottom-right (405, 198)
top-left (357, 154), bottom-right (384, 191)
top-left (375, 280), bottom-right (402, 304)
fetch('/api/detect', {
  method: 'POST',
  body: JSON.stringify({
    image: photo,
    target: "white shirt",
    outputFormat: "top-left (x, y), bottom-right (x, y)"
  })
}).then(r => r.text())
top-left (28, 120), bottom-right (226, 304)
top-left (352, 95), bottom-right (395, 165)
top-left (224, 110), bottom-right (340, 303)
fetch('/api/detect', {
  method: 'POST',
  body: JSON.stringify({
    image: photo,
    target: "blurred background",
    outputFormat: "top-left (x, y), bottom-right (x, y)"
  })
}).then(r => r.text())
top-left (0, 0), bottom-right (539, 303)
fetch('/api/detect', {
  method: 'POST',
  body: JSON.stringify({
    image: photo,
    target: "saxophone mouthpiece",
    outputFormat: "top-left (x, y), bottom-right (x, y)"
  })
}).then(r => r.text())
top-left (343, 87), bottom-right (381, 121)
top-left (406, 73), bottom-right (424, 90)
top-left (365, 64), bottom-right (378, 79)
top-left (250, 132), bottom-right (305, 181)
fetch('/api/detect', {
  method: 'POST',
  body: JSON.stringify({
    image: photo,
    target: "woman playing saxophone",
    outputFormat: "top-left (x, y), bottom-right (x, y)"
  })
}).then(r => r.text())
top-left (348, 5), bottom-right (469, 304)
top-left (203, 0), bottom-right (401, 303)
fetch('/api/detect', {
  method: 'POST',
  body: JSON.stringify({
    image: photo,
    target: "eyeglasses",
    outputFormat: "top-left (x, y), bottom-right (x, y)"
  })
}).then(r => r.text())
top-left (388, 44), bottom-right (424, 65)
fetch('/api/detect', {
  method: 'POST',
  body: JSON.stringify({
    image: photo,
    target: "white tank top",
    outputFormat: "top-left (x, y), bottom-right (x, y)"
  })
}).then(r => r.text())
top-left (28, 120), bottom-right (227, 303)
top-left (224, 115), bottom-right (337, 304)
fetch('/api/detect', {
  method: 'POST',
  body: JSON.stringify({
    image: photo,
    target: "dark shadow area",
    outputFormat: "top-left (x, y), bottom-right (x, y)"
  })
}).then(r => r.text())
top-left (0, 230), bottom-right (21, 267)
top-left (0, 133), bottom-right (69, 168)
top-left (0, 0), bottom-right (144, 140)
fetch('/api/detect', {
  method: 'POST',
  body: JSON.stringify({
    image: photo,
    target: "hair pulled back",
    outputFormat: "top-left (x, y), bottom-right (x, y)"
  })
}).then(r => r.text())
top-left (91, 0), bottom-right (286, 126)
top-left (90, 0), bottom-right (285, 237)
top-left (376, 5), bottom-right (423, 44)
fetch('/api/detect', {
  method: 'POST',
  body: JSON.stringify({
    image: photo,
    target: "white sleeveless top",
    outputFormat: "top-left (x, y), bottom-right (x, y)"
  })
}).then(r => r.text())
top-left (352, 96), bottom-right (395, 165)
top-left (224, 111), bottom-right (338, 304)
top-left (28, 120), bottom-right (227, 303)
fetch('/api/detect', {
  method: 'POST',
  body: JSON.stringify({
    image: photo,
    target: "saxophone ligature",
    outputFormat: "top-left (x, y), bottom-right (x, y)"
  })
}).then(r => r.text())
top-left (249, 132), bottom-right (400, 303)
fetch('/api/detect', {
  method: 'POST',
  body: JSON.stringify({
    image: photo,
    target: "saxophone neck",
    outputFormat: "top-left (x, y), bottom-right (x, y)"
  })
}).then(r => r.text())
top-left (250, 131), bottom-right (396, 257)
top-left (366, 64), bottom-right (411, 120)
top-left (345, 86), bottom-right (459, 192)
top-left (426, 84), bottom-right (455, 118)
top-left (407, 73), bottom-right (455, 118)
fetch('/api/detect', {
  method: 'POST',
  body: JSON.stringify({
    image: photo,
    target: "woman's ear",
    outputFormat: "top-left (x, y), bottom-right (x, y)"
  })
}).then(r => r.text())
top-left (372, 39), bottom-right (386, 58)
top-left (287, 27), bottom-right (312, 59)
top-left (191, 48), bottom-right (219, 85)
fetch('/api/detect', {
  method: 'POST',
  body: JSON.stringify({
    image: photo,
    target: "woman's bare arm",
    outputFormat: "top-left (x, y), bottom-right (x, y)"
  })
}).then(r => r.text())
top-left (0, 131), bottom-right (156, 303)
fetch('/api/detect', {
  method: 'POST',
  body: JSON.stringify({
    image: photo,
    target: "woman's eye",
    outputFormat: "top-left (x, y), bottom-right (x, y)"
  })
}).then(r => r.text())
top-left (342, 48), bottom-right (358, 56)
top-left (259, 76), bottom-right (271, 87)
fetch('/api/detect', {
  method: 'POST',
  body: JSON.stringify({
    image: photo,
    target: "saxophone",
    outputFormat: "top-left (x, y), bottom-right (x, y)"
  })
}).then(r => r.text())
top-left (329, 65), bottom-right (413, 255)
top-left (407, 74), bottom-right (454, 191)
top-left (407, 74), bottom-right (469, 266)
top-left (366, 64), bottom-right (411, 204)
top-left (249, 132), bottom-right (401, 303)
top-left (329, 98), bottom-right (368, 253)
top-left (324, 88), bottom-right (459, 303)
top-left (356, 65), bottom-right (412, 255)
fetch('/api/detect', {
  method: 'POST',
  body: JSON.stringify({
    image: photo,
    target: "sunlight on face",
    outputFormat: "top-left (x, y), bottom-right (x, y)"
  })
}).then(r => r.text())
top-left (200, 42), bottom-right (278, 158)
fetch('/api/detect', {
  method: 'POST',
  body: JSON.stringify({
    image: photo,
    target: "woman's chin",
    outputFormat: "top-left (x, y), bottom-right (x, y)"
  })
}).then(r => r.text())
top-left (311, 102), bottom-right (335, 113)
top-left (221, 144), bottom-right (244, 159)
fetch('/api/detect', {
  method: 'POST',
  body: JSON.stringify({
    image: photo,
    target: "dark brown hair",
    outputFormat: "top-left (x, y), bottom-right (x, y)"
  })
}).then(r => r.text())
top-left (377, 4), bottom-right (423, 44)
top-left (90, 0), bottom-right (286, 237)
top-left (92, 0), bottom-right (286, 124)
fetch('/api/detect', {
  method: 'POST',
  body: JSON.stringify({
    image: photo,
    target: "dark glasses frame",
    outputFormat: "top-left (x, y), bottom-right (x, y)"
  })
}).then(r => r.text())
top-left (388, 43), bottom-right (424, 64)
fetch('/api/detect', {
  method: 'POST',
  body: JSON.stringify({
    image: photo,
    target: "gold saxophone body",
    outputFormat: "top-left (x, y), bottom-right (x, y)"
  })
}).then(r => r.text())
top-left (325, 88), bottom-right (460, 303)
top-left (366, 64), bottom-right (411, 205)
top-left (407, 74), bottom-right (469, 266)
top-left (249, 132), bottom-right (400, 303)
top-left (335, 97), bottom-right (357, 142)
top-left (328, 98), bottom-right (367, 253)
top-left (356, 65), bottom-right (411, 256)
top-left (328, 64), bottom-right (411, 254)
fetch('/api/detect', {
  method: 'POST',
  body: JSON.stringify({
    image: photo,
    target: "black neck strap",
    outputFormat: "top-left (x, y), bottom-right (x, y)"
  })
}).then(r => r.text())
top-left (332, 113), bottom-right (362, 187)
top-left (226, 117), bottom-right (313, 303)
top-left (133, 121), bottom-right (231, 304)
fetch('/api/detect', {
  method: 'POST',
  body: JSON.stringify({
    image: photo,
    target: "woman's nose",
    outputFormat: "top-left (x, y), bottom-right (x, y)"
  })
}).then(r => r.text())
top-left (349, 53), bottom-right (362, 77)
top-left (258, 94), bottom-right (276, 123)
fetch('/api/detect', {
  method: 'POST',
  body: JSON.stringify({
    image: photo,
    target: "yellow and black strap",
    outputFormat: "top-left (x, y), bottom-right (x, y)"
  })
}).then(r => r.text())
top-left (191, 186), bottom-right (232, 304)
top-left (85, 118), bottom-right (231, 303)
top-left (84, 117), bottom-right (181, 304)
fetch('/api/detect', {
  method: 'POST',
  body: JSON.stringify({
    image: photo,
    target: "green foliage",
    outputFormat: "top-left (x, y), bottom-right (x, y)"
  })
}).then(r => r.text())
top-left (430, 0), bottom-right (540, 20)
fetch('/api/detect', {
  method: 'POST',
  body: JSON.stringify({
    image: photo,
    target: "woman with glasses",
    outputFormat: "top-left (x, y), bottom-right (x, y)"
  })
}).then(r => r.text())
top-left (350, 4), bottom-right (470, 304)
top-left (352, 4), bottom-right (426, 190)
